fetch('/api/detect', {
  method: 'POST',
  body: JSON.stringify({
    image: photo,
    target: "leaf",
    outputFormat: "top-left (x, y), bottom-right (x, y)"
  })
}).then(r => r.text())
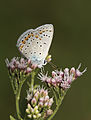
top-left (10, 115), bottom-right (16, 120)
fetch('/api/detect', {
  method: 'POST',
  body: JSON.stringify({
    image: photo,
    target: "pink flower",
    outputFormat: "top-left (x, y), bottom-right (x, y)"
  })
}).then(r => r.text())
top-left (38, 64), bottom-right (86, 90)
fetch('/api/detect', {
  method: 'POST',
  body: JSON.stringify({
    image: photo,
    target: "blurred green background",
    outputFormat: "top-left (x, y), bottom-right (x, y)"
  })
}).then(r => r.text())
top-left (0, 0), bottom-right (90, 120)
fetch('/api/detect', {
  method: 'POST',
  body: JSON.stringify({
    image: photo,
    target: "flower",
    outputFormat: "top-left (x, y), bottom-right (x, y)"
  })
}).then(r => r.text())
top-left (26, 88), bottom-right (53, 119)
top-left (5, 57), bottom-right (38, 72)
top-left (38, 64), bottom-right (87, 90)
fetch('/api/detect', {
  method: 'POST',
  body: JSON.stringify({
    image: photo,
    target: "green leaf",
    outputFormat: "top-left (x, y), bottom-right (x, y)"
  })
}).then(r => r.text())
top-left (10, 115), bottom-right (16, 120)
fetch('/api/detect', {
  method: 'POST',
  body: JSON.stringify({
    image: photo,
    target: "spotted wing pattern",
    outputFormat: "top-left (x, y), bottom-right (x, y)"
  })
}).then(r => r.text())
top-left (16, 24), bottom-right (54, 67)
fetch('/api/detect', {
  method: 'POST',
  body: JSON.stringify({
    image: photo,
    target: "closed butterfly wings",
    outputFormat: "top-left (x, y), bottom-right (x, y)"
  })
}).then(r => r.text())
top-left (16, 24), bottom-right (54, 67)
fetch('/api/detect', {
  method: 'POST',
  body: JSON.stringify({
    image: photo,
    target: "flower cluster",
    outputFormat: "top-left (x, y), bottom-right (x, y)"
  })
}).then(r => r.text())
top-left (38, 64), bottom-right (87, 90)
top-left (26, 88), bottom-right (53, 119)
top-left (5, 57), bottom-right (38, 74)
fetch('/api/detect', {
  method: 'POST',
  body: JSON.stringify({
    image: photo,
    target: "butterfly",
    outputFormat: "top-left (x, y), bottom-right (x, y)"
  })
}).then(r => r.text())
top-left (16, 24), bottom-right (54, 68)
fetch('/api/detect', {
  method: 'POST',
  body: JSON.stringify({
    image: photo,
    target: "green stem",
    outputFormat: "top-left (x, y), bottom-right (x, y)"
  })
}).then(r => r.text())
top-left (16, 82), bottom-right (24, 120)
top-left (30, 71), bottom-right (36, 91)
top-left (48, 91), bottom-right (66, 120)
top-left (51, 88), bottom-right (58, 105)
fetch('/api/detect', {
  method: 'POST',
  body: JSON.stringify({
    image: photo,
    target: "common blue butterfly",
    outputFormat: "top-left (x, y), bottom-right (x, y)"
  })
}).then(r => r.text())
top-left (16, 24), bottom-right (54, 67)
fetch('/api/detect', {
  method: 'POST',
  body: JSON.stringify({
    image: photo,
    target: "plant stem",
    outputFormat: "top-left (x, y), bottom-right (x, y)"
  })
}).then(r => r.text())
top-left (48, 91), bottom-right (66, 120)
top-left (30, 71), bottom-right (36, 90)
top-left (16, 82), bottom-right (24, 120)
top-left (51, 88), bottom-right (58, 105)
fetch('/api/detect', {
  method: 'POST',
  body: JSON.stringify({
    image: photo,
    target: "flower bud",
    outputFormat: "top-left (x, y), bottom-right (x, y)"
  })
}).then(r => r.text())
top-left (35, 110), bottom-right (39, 114)
top-left (38, 102), bottom-right (43, 108)
top-left (27, 114), bottom-right (32, 118)
top-left (34, 92), bottom-right (39, 99)
top-left (70, 67), bottom-right (75, 74)
top-left (46, 77), bottom-right (51, 83)
top-left (37, 113), bottom-right (41, 118)
top-left (33, 115), bottom-right (37, 119)
top-left (34, 106), bottom-right (38, 111)
top-left (40, 89), bottom-right (45, 96)
top-left (46, 109), bottom-right (53, 116)
top-left (26, 67), bottom-right (32, 73)
top-left (31, 98), bottom-right (37, 106)
top-left (45, 96), bottom-right (49, 102)
top-left (26, 109), bottom-right (30, 114)
top-left (48, 98), bottom-right (53, 107)
top-left (76, 69), bottom-right (82, 77)
top-left (28, 103), bottom-right (31, 110)
top-left (39, 97), bottom-right (44, 102)
top-left (44, 102), bottom-right (48, 107)
top-left (52, 71), bottom-right (56, 77)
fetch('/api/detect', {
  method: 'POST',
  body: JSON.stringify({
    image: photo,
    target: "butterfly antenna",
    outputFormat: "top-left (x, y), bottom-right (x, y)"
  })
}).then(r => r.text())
top-left (49, 61), bottom-right (59, 70)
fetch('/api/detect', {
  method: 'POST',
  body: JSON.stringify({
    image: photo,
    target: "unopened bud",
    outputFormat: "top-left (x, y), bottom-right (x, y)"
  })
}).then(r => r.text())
top-left (31, 98), bottom-right (37, 106)
top-left (37, 113), bottom-right (41, 118)
top-left (26, 109), bottom-right (30, 114)
top-left (27, 114), bottom-right (32, 118)
top-left (28, 103), bottom-right (31, 110)
top-left (33, 115), bottom-right (37, 119)
top-left (34, 106), bottom-right (38, 111)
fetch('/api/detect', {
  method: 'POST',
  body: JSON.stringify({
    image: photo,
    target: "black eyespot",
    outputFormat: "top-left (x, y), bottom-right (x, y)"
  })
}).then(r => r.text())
top-left (28, 34), bottom-right (29, 35)
top-left (40, 45), bottom-right (42, 47)
top-left (25, 53), bottom-right (27, 54)
top-left (48, 36), bottom-right (50, 37)
top-left (29, 43), bottom-right (30, 44)
top-left (37, 42), bottom-right (38, 44)
top-left (31, 52), bottom-right (32, 54)
top-left (25, 48), bottom-right (27, 50)
top-left (39, 53), bottom-right (41, 55)
top-left (44, 42), bottom-right (46, 44)
top-left (46, 35), bottom-right (48, 36)
top-left (43, 34), bottom-right (45, 36)
top-left (34, 52), bottom-right (36, 53)
top-left (27, 46), bottom-right (29, 47)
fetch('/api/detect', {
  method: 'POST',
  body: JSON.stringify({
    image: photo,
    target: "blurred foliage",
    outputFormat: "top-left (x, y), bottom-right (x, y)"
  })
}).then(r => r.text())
top-left (0, 0), bottom-right (90, 120)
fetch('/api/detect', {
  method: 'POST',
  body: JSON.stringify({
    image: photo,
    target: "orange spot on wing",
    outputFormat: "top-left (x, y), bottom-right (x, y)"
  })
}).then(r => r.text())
top-left (39, 31), bottom-right (42, 34)
top-left (35, 35), bottom-right (38, 38)
top-left (39, 38), bottom-right (41, 40)
top-left (31, 34), bottom-right (34, 37)
top-left (24, 34), bottom-right (31, 41)
top-left (22, 40), bottom-right (26, 44)
top-left (19, 45), bottom-right (24, 50)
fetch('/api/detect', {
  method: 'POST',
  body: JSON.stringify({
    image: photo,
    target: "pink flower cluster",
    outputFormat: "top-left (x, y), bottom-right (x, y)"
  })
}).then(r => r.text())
top-left (26, 88), bottom-right (53, 119)
top-left (38, 64), bottom-right (87, 90)
top-left (5, 57), bottom-right (38, 74)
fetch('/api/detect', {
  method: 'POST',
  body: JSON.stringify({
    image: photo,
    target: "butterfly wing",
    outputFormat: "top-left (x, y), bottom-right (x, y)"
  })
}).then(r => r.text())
top-left (16, 24), bottom-right (54, 66)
